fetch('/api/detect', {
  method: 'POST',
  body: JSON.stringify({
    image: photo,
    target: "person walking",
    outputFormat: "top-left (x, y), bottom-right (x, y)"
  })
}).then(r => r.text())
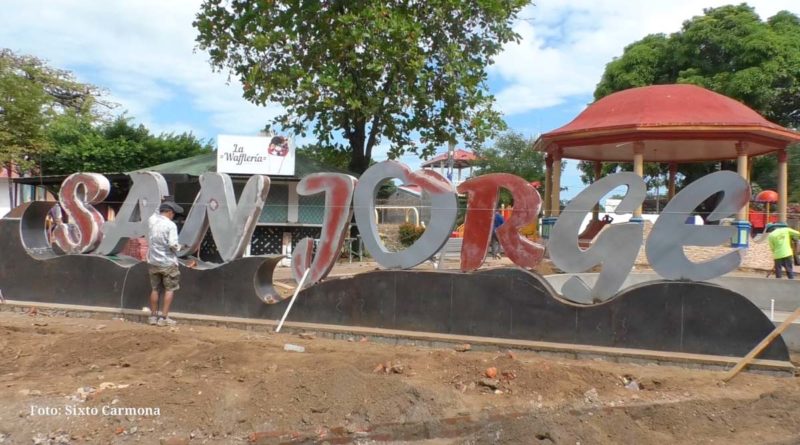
top-left (767, 224), bottom-right (800, 279)
top-left (490, 210), bottom-right (504, 259)
top-left (146, 201), bottom-right (184, 326)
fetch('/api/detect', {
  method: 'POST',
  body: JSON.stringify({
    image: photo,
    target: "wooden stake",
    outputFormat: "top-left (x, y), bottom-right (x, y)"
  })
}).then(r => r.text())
top-left (723, 306), bottom-right (800, 382)
top-left (275, 268), bottom-right (310, 333)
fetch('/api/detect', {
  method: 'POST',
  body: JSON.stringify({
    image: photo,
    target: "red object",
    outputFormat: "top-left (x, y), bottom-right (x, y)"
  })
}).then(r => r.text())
top-left (268, 136), bottom-right (290, 156)
top-left (121, 238), bottom-right (149, 261)
top-left (755, 190), bottom-right (778, 203)
top-left (749, 209), bottom-right (779, 230)
top-left (290, 174), bottom-right (355, 288)
top-left (536, 84), bottom-right (800, 162)
top-left (458, 174), bottom-right (544, 271)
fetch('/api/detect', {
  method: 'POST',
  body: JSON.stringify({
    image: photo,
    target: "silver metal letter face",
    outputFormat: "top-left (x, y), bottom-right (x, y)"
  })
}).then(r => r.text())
top-left (646, 170), bottom-right (749, 281)
top-left (95, 172), bottom-right (168, 255)
top-left (353, 161), bottom-right (457, 269)
top-left (178, 173), bottom-right (271, 262)
top-left (549, 172), bottom-right (646, 304)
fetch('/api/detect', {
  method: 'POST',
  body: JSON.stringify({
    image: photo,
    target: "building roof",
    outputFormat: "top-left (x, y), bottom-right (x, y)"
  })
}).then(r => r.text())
top-left (133, 151), bottom-right (355, 179)
top-left (534, 84), bottom-right (800, 162)
top-left (397, 185), bottom-right (422, 196)
top-left (420, 149), bottom-right (479, 169)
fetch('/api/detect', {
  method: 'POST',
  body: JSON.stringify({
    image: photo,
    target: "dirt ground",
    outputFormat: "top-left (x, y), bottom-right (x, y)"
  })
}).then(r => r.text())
top-left (2, 307), bottom-right (800, 445)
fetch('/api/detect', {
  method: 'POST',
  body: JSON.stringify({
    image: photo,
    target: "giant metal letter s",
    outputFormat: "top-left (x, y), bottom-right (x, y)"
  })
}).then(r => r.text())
top-left (52, 173), bottom-right (111, 254)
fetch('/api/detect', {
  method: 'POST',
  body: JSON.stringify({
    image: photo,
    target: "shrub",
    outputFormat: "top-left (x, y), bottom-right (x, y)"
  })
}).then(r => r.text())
top-left (398, 223), bottom-right (425, 246)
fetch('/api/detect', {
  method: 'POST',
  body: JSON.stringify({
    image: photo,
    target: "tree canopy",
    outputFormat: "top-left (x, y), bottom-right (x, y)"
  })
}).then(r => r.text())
top-left (474, 131), bottom-right (544, 182)
top-left (194, 0), bottom-right (528, 174)
top-left (595, 4), bottom-right (800, 128)
top-left (42, 115), bottom-right (214, 176)
top-left (582, 4), bottom-right (800, 196)
top-left (0, 48), bottom-right (212, 187)
top-left (473, 131), bottom-right (548, 205)
top-left (0, 49), bottom-right (108, 175)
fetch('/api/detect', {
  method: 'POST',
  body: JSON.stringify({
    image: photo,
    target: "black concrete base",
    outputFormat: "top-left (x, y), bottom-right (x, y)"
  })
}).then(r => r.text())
top-left (291, 269), bottom-right (788, 360)
top-left (0, 209), bottom-right (789, 361)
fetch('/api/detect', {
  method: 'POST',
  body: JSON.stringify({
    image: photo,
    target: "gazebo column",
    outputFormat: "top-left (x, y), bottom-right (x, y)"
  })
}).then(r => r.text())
top-left (732, 141), bottom-right (751, 248)
top-left (592, 161), bottom-right (603, 221)
top-left (631, 142), bottom-right (644, 222)
top-left (543, 155), bottom-right (553, 217)
top-left (541, 148), bottom-right (560, 240)
top-left (667, 162), bottom-right (677, 200)
top-left (551, 148), bottom-right (562, 216)
top-left (778, 149), bottom-right (788, 223)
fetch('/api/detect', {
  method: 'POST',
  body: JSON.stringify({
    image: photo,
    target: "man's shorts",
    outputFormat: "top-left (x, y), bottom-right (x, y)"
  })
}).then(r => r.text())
top-left (148, 264), bottom-right (180, 292)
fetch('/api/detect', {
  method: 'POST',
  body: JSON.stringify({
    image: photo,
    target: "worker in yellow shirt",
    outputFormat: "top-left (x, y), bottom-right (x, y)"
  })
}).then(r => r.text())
top-left (767, 224), bottom-right (800, 279)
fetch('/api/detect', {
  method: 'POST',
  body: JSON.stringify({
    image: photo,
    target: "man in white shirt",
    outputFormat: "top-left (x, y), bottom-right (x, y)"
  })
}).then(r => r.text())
top-left (147, 201), bottom-right (184, 326)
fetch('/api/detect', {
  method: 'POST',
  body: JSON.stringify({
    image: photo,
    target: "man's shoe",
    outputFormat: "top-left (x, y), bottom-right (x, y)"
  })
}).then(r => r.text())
top-left (148, 316), bottom-right (158, 325)
top-left (157, 317), bottom-right (177, 327)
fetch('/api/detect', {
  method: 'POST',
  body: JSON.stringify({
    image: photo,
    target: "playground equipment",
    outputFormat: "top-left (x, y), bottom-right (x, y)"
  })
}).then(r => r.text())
top-left (374, 205), bottom-right (420, 226)
top-left (578, 214), bottom-right (613, 248)
top-left (750, 190), bottom-right (779, 233)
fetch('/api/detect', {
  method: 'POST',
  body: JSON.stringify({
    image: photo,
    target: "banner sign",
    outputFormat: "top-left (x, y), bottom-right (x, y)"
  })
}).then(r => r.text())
top-left (216, 134), bottom-right (295, 176)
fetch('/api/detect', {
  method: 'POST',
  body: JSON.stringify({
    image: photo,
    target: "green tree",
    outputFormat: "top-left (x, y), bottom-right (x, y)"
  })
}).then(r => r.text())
top-left (194, 0), bottom-right (528, 174)
top-left (474, 132), bottom-right (544, 181)
top-left (595, 5), bottom-right (800, 128)
top-left (584, 4), bottom-right (800, 195)
top-left (42, 115), bottom-right (213, 175)
top-left (473, 131), bottom-right (548, 205)
top-left (0, 49), bottom-right (108, 204)
top-left (296, 143), bottom-right (351, 172)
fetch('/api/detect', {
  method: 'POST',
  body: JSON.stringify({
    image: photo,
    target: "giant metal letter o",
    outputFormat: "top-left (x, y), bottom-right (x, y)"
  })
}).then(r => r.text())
top-left (353, 161), bottom-right (457, 269)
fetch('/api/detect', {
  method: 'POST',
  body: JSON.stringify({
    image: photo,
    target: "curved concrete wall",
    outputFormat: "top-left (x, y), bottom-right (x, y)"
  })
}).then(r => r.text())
top-left (545, 272), bottom-right (800, 351)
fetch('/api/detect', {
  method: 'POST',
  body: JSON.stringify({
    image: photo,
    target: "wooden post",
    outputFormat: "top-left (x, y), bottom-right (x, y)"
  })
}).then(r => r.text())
top-left (633, 142), bottom-right (644, 218)
top-left (736, 142), bottom-right (749, 222)
top-left (544, 155), bottom-right (553, 217)
top-left (592, 161), bottom-right (602, 221)
top-left (778, 149), bottom-right (788, 223)
top-left (722, 306), bottom-right (800, 382)
top-left (551, 148), bottom-right (562, 217)
top-left (668, 163), bottom-right (677, 200)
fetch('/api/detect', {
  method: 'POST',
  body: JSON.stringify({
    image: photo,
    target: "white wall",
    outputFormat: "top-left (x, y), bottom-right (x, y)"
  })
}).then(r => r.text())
top-left (0, 179), bottom-right (11, 218)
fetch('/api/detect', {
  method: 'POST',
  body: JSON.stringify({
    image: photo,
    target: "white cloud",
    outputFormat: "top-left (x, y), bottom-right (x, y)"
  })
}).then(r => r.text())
top-left (2, 0), bottom-right (796, 151)
top-left (0, 0), bottom-right (280, 138)
top-left (492, 0), bottom-right (800, 116)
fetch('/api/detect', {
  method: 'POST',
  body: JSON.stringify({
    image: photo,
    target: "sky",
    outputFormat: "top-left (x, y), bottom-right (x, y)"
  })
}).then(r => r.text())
top-left (1, 0), bottom-right (798, 199)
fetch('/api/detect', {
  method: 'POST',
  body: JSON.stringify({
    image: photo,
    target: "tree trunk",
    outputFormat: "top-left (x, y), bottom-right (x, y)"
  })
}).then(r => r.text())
top-left (5, 163), bottom-right (14, 211)
top-left (347, 120), bottom-right (370, 174)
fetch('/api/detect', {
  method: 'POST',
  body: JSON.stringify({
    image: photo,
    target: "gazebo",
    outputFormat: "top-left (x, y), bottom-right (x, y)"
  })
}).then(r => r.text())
top-left (533, 84), bottom-right (800, 247)
top-left (420, 148), bottom-right (478, 185)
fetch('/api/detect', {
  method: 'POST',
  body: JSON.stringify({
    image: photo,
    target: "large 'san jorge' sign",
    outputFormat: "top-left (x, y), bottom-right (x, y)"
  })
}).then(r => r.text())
top-left (33, 161), bottom-right (749, 305)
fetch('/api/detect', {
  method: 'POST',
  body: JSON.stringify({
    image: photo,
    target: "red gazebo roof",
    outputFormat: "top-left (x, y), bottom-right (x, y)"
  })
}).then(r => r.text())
top-left (421, 149), bottom-right (479, 169)
top-left (534, 84), bottom-right (800, 162)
